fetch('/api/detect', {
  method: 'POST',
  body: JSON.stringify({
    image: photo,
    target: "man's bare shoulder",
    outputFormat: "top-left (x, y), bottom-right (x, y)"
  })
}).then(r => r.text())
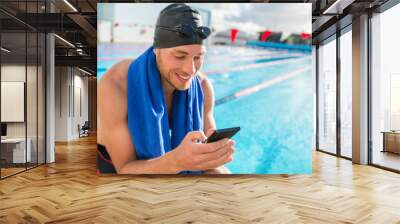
top-left (197, 71), bottom-right (214, 97)
top-left (99, 59), bottom-right (133, 91)
top-left (98, 59), bottom-right (133, 118)
top-left (197, 71), bottom-right (207, 82)
top-left (98, 60), bottom-right (133, 144)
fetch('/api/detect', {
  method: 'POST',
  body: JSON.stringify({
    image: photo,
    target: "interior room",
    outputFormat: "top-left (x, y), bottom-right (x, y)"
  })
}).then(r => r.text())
top-left (0, 0), bottom-right (399, 223)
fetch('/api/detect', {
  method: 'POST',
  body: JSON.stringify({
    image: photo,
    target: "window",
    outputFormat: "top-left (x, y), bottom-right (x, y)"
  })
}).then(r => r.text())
top-left (0, 1), bottom-right (47, 179)
top-left (318, 37), bottom-right (337, 154)
top-left (371, 3), bottom-right (400, 171)
top-left (340, 29), bottom-right (352, 158)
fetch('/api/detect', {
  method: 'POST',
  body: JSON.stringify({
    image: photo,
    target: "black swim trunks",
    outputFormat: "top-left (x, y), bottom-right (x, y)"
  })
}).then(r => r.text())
top-left (97, 144), bottom-right (116, 174)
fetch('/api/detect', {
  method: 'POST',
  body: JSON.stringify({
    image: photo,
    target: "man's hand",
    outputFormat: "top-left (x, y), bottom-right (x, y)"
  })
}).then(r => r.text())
top-left (204, 128), bottom-right (232, 174)
top-left (167, 130), bottom-right (235, 173)
top-left (204, 166), bottom-right (231, 174)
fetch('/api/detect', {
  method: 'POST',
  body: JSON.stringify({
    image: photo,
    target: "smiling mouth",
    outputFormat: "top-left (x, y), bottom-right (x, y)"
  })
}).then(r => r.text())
top-left (176, 73), bottom-right (191, 82)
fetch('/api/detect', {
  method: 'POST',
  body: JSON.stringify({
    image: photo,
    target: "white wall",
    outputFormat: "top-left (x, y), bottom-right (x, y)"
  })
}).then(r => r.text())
top-left (1, 65), bottom-right (26, 81)
top-left (1, 65), bottom-right (35, 138)
top-left (1, 65), bottom-right (26, 140)
top-left (1, 64), bottom-right (45, 164)
top-left (72, 72), bottom-right (89, 138)
top-left (54, 67), bottom-right (89, 141)
top-left (55, 66), bottom-right (68, 141)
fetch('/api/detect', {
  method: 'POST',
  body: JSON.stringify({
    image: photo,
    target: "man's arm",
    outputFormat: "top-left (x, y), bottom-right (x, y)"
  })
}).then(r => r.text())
top-left (199, 73), bottom-right (216, 132)
top-left (199, 73), bottom-right (232, 174)
top-left (99, 61), bottom-right (179, 174)
top-left (99, 63), bottom-right (234, 175)
top-left (98, 61), bottom-right (233, 174)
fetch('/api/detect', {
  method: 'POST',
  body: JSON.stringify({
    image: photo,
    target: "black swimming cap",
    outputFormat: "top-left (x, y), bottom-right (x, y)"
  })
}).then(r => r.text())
top-left (153, 3), bottom-right (211, 49)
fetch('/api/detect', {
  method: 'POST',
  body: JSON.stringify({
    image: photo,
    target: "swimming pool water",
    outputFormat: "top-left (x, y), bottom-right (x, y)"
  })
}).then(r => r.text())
top-left (213, 70), bottom-right (313, 174)
top-left (98, 43), bottom-right (313, 174)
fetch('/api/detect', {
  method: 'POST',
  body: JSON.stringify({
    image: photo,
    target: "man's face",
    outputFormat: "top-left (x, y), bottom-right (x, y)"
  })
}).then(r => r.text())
top-left (155, 44), bottom-right (206, 90)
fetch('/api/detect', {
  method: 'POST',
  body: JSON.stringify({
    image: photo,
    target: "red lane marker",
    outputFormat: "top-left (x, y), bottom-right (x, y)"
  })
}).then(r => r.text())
top-left (231, 29), bottom-right (239, 44)
top-left (300, 32), bottom-right (311, 40)
top-left (261, 30), bottom-right (272, 42)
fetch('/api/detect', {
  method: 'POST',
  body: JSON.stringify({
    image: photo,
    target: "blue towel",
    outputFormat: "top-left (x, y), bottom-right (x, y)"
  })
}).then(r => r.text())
top-left (127, 46), bottom-right (204, 174)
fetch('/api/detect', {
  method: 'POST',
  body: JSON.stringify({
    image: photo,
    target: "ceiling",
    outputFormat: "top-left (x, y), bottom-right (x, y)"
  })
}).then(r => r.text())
top-left (0, 0), bottom-right (97, 74)
top-left (0, 0), bottom-right (395, 74)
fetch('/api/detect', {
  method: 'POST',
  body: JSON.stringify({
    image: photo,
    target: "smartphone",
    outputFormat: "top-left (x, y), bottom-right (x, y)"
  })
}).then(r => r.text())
top-left (206, 127), bottom-right (241, 143)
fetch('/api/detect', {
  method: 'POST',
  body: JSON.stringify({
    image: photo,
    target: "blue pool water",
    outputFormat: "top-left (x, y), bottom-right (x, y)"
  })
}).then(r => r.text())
top-left (213, 68), bottom-right (313, 174)
top-left (98, 43), bottom-right (313, 174)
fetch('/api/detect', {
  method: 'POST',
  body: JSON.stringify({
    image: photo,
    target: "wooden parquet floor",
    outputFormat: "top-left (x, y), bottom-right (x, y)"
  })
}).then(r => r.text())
top-left (1, 135), bottom-right (400, 223)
